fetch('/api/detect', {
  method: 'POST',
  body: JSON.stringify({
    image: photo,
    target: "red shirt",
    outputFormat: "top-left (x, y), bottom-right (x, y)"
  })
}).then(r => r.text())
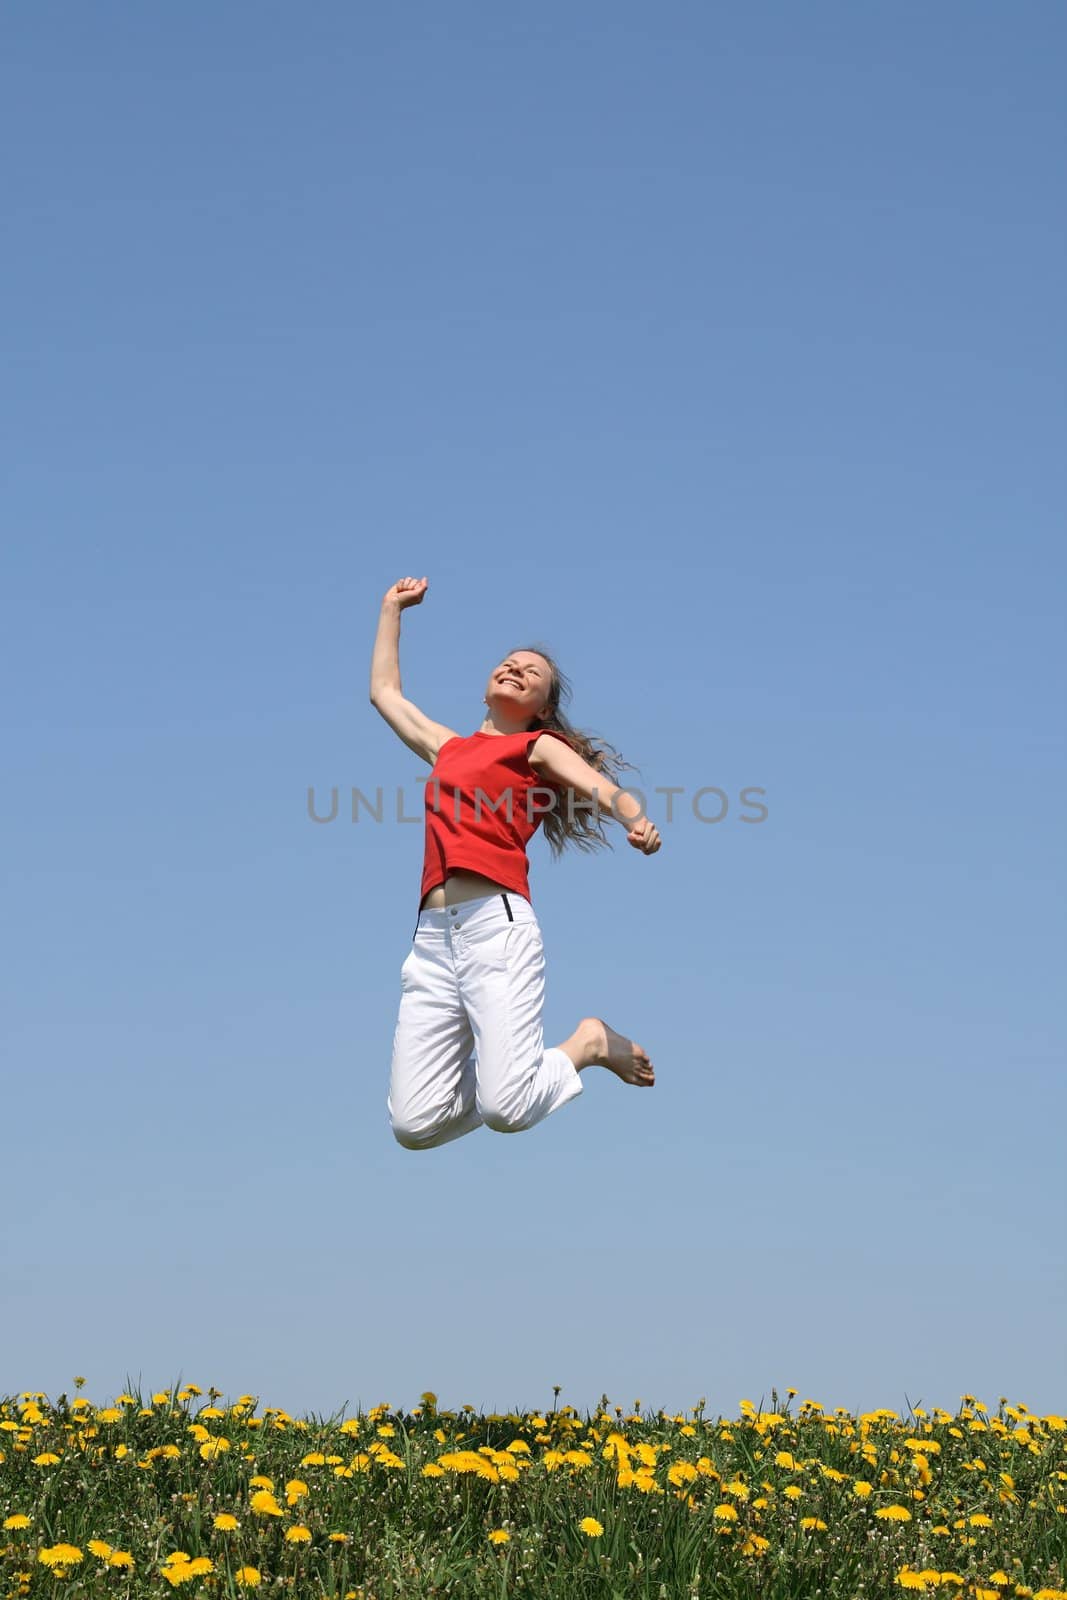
top-left (419, 728), bottom-right (575, 905)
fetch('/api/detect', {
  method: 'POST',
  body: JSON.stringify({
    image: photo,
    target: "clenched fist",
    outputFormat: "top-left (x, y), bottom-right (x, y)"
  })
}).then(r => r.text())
top-left (626, 815), bottom-right (662, 855)
top-left (384, 576), bottom-right (429, 611)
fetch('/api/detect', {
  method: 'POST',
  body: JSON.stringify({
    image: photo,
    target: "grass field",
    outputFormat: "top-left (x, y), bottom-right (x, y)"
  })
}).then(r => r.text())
top-left (1, 1384), bottom-right (1064, 1598)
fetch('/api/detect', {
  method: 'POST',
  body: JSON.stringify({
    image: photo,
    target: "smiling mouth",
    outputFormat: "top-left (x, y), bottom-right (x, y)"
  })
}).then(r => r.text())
top-left (499, 677), bottom-right (522, 688)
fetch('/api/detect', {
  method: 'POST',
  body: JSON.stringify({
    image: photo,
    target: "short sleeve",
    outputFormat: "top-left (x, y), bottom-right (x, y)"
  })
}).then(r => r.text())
top-left (526, 728), bottom-right (575, 761)
top-left (430, 734), bottom-right (463, 773)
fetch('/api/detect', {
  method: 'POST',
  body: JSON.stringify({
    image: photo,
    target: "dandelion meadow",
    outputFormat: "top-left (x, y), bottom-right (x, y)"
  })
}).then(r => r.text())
top-left (1, 1383), bottom-right (1064, 1598)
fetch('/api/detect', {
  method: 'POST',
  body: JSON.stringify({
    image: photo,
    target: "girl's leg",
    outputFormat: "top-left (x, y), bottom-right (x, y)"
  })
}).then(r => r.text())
top-left (454, 896), bottom-right (583, 1134)
top-left (388, 924), bottom-right (484, 1149)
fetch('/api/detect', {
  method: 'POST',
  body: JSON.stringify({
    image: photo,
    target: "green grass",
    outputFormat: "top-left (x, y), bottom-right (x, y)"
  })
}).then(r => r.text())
top-left (1, 1383), bottom-right (1064, 1598)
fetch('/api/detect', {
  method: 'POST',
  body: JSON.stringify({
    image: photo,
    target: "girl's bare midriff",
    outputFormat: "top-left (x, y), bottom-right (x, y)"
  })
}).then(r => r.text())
top-left (419, 869), bottom-right (518, 911)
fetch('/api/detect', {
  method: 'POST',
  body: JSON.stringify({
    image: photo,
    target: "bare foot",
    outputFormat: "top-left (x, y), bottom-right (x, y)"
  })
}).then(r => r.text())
top-left (568, 1016), bottom-right (655, 1086)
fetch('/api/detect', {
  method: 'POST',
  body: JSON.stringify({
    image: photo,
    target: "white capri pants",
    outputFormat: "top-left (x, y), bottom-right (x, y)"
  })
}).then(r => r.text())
top-left (388, 891), bottom-right (583, 1149)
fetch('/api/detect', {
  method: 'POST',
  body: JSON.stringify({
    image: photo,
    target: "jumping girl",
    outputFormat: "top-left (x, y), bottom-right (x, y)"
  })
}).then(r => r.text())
top-left (370, 575), bottom-right (660, 1150)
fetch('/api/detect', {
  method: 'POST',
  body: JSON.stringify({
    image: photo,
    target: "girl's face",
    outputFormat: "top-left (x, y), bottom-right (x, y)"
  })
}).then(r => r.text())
top-left (485, 651), bottom-right (553, 725)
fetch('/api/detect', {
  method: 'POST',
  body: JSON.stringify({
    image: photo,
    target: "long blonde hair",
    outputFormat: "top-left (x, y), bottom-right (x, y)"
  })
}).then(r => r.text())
top-left (510, 642), bottom-right (636, 858)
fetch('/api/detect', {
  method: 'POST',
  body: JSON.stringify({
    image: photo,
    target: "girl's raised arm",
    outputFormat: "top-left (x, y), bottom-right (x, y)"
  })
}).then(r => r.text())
top-left (369, 577), bottom-right (459, 766)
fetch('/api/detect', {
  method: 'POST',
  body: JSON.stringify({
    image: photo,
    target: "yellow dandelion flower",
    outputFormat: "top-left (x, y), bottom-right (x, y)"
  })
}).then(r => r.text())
top-left (37, 1542), bottom-right (84, 1568)
top-left (285, 1478), bottom-right (309, 1504)
top-left (4, 1515), bottom-right (31, 1531)
top-left (200, 1437), bottom-right (231, 1460)
top-left (33, 1452), bottom-right (61, 1466)
top-left (422, 1463), bottom-right (444, 1477)
top-left (896, 1570), bottom-right (931, 1591)
top-left (250, 1489), bottom-right (283, 1517)
top-left (38, 1545), bottom-right (84, 1571)
top-left (284, 1525), bottom-right (311, 1544)
top-left (668, 1461), bottom-right (699, 1486)
top-left (969, 1513), bottom-right (994, 1528)
top-left (876, 1505), bottom-right (913, 1522)
top-left (713, 1504), bottom-right (739, 1522)
top-left (776, 1451), bottom-right (799, 1469)
top-left (579, 1517), bottom-right (604, 1537)
top-left (161, 1561), bottom-right (195, 1588)
top-left (108, 1551), bottom-right (134, 1569)
top-left (235, 1567), bottom-right (262, 1588)
top-left (488, 1529), bottom-right (511, 1544)
top-left (88, 1540), bottom-right (113, 1560)
top-left (249, 1474), bottom-right (274, 1491)
top-left (740, 1533), bottom-right (770, 1557)
top-left (783, 1484), bottom-right (803, 1500)
top-left (974, 1591), bottom-right (1000, 1600)
top-left (800, 1517), bottom-right (828, 1531)
top-left (96, 1408), bottom-right (123, 1424)
top-left (213, 1513), bottom-right (239, 1531)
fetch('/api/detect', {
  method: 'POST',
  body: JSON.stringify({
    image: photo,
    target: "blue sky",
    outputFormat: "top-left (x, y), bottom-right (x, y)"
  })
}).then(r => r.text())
top-left (2, 2), bottom-right (1064, 1423)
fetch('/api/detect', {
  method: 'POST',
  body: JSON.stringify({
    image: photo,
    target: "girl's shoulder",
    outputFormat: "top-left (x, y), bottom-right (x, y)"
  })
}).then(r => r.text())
top-left (524, 726), bottom-right (575, 753)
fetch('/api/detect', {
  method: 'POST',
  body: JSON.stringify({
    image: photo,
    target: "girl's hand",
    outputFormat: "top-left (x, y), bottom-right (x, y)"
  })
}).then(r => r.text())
top-left (385, 576), bottom-right (429, 610)
top-left (627, 815), bottom-right (661, 855)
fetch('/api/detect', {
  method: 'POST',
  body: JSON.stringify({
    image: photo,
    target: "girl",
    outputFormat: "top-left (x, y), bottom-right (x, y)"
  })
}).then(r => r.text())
top-left (370, 575), bottom-right (660, 1150)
